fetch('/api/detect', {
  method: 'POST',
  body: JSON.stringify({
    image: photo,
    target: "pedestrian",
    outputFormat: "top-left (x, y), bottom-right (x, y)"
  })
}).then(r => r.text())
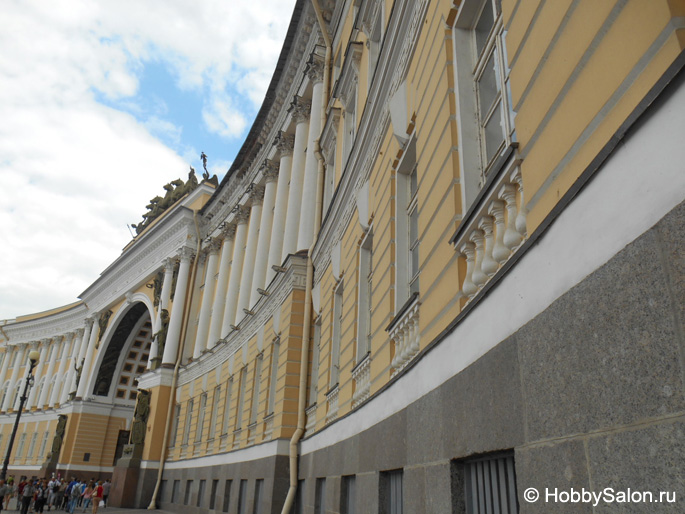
top-left (90, 483), bottom-right (103, 514)
top-left (19, 480), bottom-right (34, 514)
top-left (3, 477), bottom-right (13, 511)
top-left (34, 481), bottom-right (48, 514)
top-left (80, 484), bottom-right (93, 513)
top-left (0, 479), bottom-right (12, 513)
top-left (100, 481), bottom-right (110, 509)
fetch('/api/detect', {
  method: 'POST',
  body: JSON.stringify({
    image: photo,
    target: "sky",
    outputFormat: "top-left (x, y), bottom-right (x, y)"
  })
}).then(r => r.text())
top-left (0, 0), bottom-right (297, 320)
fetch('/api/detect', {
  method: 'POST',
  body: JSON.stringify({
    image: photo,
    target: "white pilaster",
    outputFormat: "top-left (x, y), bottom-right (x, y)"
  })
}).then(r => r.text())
top-left (194, 240), bottom-right (221, 359)
top-left (250, 161), bottom-right (279, 308)
top-left (61, 328), bottom-right (83, 404)
top-left (221, 207), bottom-right (250, 336)
top-left (76, 317), bottom-right (100, 398)
top-left (2, 344), bottom-right (27, 412)
top-left (207, 226), bottom-right (236, 350)
top-left (27, 342), bottom-right (49, 409)
top-left (236, 186), bottom-right (264, 323)
top-left (50, 332), bottom-right (73, 407)
top-left (0, 346), bottom-right (14, 403)
top-left (281, 96), bottom-right (311, 260)
top-left (266, 133), bottom-right (294, 285)
top-left (38, 337), bottom-right (61, 408)
top-left (69, 319), bottom-right (92, 397)
top-left (162, 247), bottom-right (194, 365)
top-left (149, 258), bottom-right (175, 368)
top-left (297, 58), bottom-right (325, 250)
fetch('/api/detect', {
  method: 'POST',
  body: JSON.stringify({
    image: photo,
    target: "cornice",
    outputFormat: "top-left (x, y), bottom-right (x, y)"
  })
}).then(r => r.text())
top-left (1, 303), bottom-right (88, 346)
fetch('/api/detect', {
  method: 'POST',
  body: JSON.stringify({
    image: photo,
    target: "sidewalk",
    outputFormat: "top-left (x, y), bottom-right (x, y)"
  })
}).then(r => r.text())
top-left (2, 499), bottom-right (174, 514)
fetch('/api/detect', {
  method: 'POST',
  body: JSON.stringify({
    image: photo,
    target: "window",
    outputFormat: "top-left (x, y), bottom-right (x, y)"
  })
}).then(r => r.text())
top-left (380, 470), bottom-right (403, 514)
top-left (356, 230), bottom-right (373, 359)
top-left (16, 433), bottom-right (26, 458)
top-left (209, 385), bottom-right (221, 440)
top-left (222, 480), bottom-right (232, 512)
top-left (291, 479), bottom-right (304, 514)
top-left (197, 480), bottom-right (206, 507)
top-left (453, 0), bottom-right (516, 207)
top-left (209, 480), bottom-right (219, 510)
top-left (250, 355), bottom-right (263, 425)
top-left (460, 452), bottom-right (519, 513)
top-left (39, 431), bottom-right (50, 459)
top-left (171, 480), bottom-right (180, 503)
top-left (253, 480), bottom-right (264, 514)
top-left (309, 319), bottom-right (321, 406)
top-left (223, 377), bottom-right (234, 434)
top-left (184, 480), bottom-right (193, 505)
top-left (394, 136), bottom-right (419, 308)
top-left (334, 42), bottom-right (363, 166)
top-left (315, 478), bottom-right (326, 514)
top-left (341, 475), bottom-right (356, 514)
top-left (182, 399), bottom-right (194, 445)
top-left (169, 404), bottom-right (181, 447)
top-left (27, 432), bottom-right (37, 459)
top-left (330, 281), bottom-right (343, 387)
top-left (267, 339), bottom-right (280, 415)
top-left (196, 393), bottom-right (207, 443)
top-left (237, 480), bottom-right (248, 514)
top-left (236, 367), bottom-right (247, 430)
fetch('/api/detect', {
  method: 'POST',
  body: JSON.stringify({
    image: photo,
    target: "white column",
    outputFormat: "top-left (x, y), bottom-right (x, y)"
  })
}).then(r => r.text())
top-left (70, 319), bottom-right (93, 397)
top-left (50, 332), bottom-right (73, 407)
top-left (297, 58), bottom-right (325, 250)
top-left (221, 207), bottom-right (250, 336)
top-left (162, 247), bottom-right (195, 365)
top-left (236, 186), bottom-right (264, 323)
top-left (76, 317), bottom-right (100, 399)
top-left (281, 96), bottom-right (311, 260)
top-left (27, 342), bottom-right (49, 409)
top-left (148, 258), bottom-right (175, 368)
top-left (61, 328), bottom-right (83, 404)
top-left (37, 337), bottom-right (60, 408)
top-left (250, 162), bottom-right (279, 308)
top-left (16, 343), bottom-right (40, 412)
top-left (193, 239), bottom-right (221, 359)
top-left (266, 133), bottom-right (294, 285)
top-left (2, 344), bottom-right (27, 412)
top-left (206, 226), bottom-right (236, 350)
top-left (0, 346), bottom-right (14, 400)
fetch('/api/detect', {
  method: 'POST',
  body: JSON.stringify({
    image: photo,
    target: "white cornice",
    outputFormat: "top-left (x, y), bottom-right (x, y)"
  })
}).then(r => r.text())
top-left (1, 303), bottom-right (88, 346)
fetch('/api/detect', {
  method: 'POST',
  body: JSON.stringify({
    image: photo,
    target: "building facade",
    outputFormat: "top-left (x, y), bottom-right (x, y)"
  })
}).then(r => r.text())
top-left (1, 0), bottom-right (684, 512)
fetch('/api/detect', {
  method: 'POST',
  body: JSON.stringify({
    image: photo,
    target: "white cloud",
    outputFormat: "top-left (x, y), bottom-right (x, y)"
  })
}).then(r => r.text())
top-left (0, 0), bottom-right (296, 319)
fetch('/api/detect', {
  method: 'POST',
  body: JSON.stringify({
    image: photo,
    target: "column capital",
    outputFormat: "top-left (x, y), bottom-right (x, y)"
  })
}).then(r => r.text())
top-left (289, 96), bottom-right (311, 124)
top-left (177, 246), bottom-right (196, 263)
top-left (305, 52), bottom-right (325, 84)
top-left (75, 327), bottom-right (85, 337)
top-left (248, 184), bottom-right (266, 206)
top-left (220, 222), bottom-right (237, 240)
top-left (163, 257), bottom-right (176, 272)
top-left (40, 338), bottom-right (51, 346)
top-left (260, 159), bottom-right (280, 183)
top-left (207, 237), bottom-right (222, 255)
top-left (274, 132), bottom-right (295, 157)
top-left (232, 205), bottom-right (251, 225)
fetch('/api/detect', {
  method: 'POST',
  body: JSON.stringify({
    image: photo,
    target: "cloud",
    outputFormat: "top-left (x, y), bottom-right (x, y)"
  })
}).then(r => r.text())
top-left (0, 0), bottom-right (296, 319)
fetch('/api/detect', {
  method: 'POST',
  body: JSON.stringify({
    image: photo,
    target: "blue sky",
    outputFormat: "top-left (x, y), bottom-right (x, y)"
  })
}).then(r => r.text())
top-left (0, 0), bottom-right (297, 319)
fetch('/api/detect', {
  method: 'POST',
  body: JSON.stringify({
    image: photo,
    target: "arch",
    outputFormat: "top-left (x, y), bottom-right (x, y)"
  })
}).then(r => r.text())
top-left (34, 376), bottom-right (47, 406)
top-left (87, 301), bottom-right (154, 402)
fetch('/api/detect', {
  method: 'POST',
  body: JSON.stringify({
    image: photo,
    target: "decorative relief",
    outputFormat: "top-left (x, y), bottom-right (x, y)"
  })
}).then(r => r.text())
top-left (275, 132), bottom-right (295, 158)
top-left (305, 52), bottom-right (325, 84)
top-left (248, 184), bottom-right (266, 206)
top-left (261, 159), bottom-right (280, 183)
top-left (233, 205), bottom-right (251, 225)
top-left (289, 96), bottom-right (311, 124)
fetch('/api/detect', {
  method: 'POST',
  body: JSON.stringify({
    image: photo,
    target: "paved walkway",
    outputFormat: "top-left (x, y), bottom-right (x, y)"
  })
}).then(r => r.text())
top-left (2, 500), bottom-right (174, 514)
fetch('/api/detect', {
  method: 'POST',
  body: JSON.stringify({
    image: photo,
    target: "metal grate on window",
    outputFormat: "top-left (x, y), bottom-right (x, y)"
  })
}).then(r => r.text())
top-left (465, 453), bottom-right (518, 514)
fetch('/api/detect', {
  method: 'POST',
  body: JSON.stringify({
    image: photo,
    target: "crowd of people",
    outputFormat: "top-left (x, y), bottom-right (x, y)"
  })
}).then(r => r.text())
top-left (0, 477), bottom-right (111, 514)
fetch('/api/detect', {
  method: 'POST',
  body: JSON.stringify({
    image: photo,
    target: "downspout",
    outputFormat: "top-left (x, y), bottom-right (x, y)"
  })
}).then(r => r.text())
top-left (281, 1), bottom-right (331, 513)
top-left (148, 210), bottom-right (202, 509)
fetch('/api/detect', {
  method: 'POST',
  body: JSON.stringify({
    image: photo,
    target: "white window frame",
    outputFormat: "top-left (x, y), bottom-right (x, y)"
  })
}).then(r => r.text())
top-left (453, 0), bottom-right (516, 209)
top-left (182, 398), bottom-right (193, 446)
top-left (267, 339), bottom-right (280, 415)
top-left (330, 281), bottom-right (344, 387)
top-left (356, 229), bottom-right (373, 360)
top-left (208, 385), bottom-right (221, 440)
top-left (195, 393), bottom-right (207, 443)
top-left (309, 318), bottom-right (321, 407)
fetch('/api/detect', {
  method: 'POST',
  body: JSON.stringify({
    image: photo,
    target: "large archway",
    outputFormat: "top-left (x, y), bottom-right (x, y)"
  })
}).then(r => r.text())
top-left (91, 302), bottom-right (153, 402)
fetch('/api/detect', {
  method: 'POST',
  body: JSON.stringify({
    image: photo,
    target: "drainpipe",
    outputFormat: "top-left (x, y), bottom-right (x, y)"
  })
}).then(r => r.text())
top-left (148, 210), bottom-right (202, 509)
top-left (281, 1), bottom-right (331, 513)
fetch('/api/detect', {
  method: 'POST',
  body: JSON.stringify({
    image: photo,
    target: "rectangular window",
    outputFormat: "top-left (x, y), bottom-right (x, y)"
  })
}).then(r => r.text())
top-left (222, 480), bottom-right (232, 512)
top-left (462, 452), bottom-right (518, 513)
top-left (236, 368), bottom-right (247, 430)
top-left (394, 136), bottom-right (419, 308)
top-left (250, 355), bottom-right (263, 425)
top-left (182, 398), bottom-right (194, 445)
top-left (253, 479), bottom-right (264, 514)
top-left (171, 480), bottom-right (180, 504)
top-left (196, 393), bottom-right (207, 443)
top-left (209, 480), bottom-right (219, 510)
top-left (408, 166), bottom-right (419, 295)
top-left (341, 475), bottom-right (356, 514)
top-left (291, 479), bottom-right (305, 514)
top-left (330, 282), bottom-right (343, 387)
top-left (453, 0), bottom-right (516, 207)
top-left (27, 432), bottom-right (37, 459)
top-left (209, 385), bottom-right (221, 440)
top-left (315, 478), bottom-right (326, 514)
top-left (39, 431), bottom-right (50, 459)
top-left (223, 377), bottom-right (234, 434)
top-left (184, 480), bottom-right (193, 505)
top-left (380, 470), bottom-right (403, 514)
top-left (356, 230), bottom-right (373, 359)
top-left (309, 319), bottom-right (321, 406)
top-left (197, 479), bottom-right (206, 508)
top-left (159, 480), bottom-right (167, 503)
top-left (237, 480), bottom-right (248, 514)
top-left (16, 433), bottom-right (26, 458)
top-left (169, 404), bottom-right (181, 447)
top-left (267, 340), bottom-right (280, 415)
